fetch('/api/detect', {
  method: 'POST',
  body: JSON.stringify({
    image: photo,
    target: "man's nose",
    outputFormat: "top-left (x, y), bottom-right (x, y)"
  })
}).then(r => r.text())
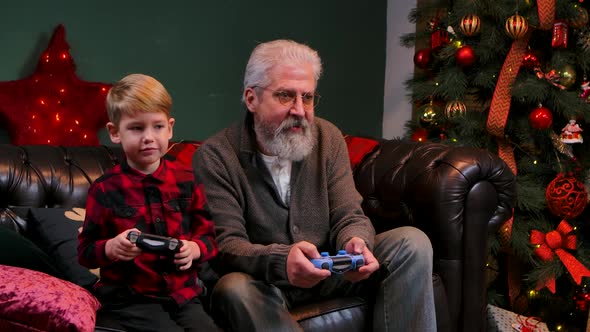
top-left (289, 96), bottom-right (306, 117)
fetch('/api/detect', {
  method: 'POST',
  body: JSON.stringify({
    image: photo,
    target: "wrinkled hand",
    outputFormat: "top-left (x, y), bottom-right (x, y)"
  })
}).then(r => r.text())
top-left (105, 228), bottom-right (142, 261)
top-left (343, 237), bottom-right (379, 282)
top-left (174, 240), bottom-right (201, 270)
top-left (287, 241), bottom-right (331, 288)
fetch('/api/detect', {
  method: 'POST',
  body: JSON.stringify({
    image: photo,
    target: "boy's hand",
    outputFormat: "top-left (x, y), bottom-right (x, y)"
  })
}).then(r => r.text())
top-left (105, 228), bottom-right (143, 261)
top-left (174, 240), bottom-right (201, 270)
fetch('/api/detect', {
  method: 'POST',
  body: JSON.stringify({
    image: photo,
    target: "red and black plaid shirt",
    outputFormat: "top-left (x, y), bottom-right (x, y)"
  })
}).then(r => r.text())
top-left (78, 158), bottom-right (217, 304)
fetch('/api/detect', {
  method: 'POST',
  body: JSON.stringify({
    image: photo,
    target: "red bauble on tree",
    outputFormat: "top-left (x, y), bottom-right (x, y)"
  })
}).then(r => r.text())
top-left (413, 48), bottom-right (432, 69)
top-left (545, 173), bottom-right (588, 218)
top-left (529, 105), bottom-right (553, 130)
top-left (456, 45), bottom-right (476, 67)
top-left (522, 49), bottom-right (541, 70)
top-left (0, 24), bottom-right (111, 146)
top-left (410, 128), bottom-right (429, 142)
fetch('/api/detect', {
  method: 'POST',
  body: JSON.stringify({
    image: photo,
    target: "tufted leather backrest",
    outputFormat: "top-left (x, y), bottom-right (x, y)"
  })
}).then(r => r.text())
top-left (0, 145), bottom-right (124, 211)
top-left (354, 139), bottom-right (514, 237)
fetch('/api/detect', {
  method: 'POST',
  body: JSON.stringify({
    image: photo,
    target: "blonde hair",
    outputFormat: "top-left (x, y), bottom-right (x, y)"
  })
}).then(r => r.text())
top-left (106, 74), bottom-right (172, 126)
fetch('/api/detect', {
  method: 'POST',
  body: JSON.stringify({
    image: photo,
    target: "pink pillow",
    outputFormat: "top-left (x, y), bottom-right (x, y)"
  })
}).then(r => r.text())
top-left (0, 264), bottom-right (100, 332)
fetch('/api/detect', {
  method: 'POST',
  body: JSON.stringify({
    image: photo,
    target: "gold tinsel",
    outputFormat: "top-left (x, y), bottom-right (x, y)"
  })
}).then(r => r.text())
top-left (549, 131), bottom-right (574, 158)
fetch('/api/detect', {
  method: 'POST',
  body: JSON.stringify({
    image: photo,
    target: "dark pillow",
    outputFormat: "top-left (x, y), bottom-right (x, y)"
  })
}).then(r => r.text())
top-left (0, 264), bottom-right (100, 332)
top-left (25, 207), bottom-right (98, 289)
top-left (0, 223), bottom-right (63, 278)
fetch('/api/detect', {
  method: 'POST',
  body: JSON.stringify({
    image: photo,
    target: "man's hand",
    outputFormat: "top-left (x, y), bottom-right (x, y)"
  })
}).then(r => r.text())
top-left (287, 241), bottom-right (331, 288)
top-left (343, 237), bottom-right (379, 282)
top-left (174, 240), bottom-right (201, 270)
top-left (105, 228), bottom-right (143, 261)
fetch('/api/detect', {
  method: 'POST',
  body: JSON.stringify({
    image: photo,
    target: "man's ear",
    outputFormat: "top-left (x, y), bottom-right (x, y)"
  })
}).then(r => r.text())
top-left (106, 122), bottom-right (121, 144)
top-left (244, 88), bottom-right (258, 113)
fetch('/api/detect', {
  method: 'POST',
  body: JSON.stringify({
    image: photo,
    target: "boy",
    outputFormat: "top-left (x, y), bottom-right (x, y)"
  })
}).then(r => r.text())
top-left (78, 73), bottom-right (219, 331)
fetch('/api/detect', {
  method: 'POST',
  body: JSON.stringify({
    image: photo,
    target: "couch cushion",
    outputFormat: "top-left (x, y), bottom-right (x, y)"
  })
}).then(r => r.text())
top-left (290, 296), bottom-right (369, 332)
top-left (0, 264), bottom-right (100, 332)
top-left (0, 223), bottom-right (62, 278)
top-left (23, 207), bottom-right (99, 289)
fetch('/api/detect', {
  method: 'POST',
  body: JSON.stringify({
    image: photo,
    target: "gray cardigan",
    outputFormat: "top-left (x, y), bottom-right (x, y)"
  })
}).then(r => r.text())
top-left (193, 115), bottom-right (375, 285)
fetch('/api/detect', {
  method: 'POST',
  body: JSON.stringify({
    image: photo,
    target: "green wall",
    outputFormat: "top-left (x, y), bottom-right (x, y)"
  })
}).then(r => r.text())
top-left (0, 1), bottom-right (386, 144)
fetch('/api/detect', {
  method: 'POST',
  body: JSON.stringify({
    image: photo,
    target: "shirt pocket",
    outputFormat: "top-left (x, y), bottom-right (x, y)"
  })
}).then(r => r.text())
top-left (112, 204), bottom-right (146, 230)
top-left (162, 197), bottom-right (193, 236)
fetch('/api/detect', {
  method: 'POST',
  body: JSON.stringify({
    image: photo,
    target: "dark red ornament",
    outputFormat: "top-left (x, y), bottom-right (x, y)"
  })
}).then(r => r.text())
top-left (455, 45), bottom-right (476, 67)
top-left (522, 49), bottom-right (541, 70)
top-left (574, 286), bottom-right (590, 312)
top-left (545, 173), bottom-right (588, 218)
top-left (552, 21), bottom-right (569, 48)
top-left (413, 48), bottom-right (432, 69)
top-left (529, 105), bottom-right (553, 130)
top-left (410, 128), bottom-right (429, 142)
top-left (0, 24), bottom-right (111, 146)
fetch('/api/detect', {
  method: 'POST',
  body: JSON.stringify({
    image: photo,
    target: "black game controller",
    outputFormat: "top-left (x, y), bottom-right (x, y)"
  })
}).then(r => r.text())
top-left (127, 231), bottom-right (183, 256)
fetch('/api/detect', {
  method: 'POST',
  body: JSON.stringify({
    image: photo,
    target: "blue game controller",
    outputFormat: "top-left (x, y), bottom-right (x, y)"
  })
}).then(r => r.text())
top-left (310, 250), bottom-right (365, 274)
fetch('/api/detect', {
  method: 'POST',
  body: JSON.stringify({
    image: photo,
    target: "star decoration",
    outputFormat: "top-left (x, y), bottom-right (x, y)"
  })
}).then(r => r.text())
top-left (0, 24), bottom-right (111, 146)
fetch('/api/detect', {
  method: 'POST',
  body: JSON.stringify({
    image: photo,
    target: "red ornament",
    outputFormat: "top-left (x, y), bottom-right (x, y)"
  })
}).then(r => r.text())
top-left (573, 286), bottom-right (590, 312)
top-left (455, 45), bottom-right (476, 67)
top-left (522, 49), bottom-right (541, 70)
top-left (413, 48), bottom-right (432, 69)
top-left (552, 21), bottom-right (569, 48)
top-left (429, 18), bottom-right (450, 51)
top-left (0, 24), bottom-right (111, 146)
top-left (410, 128), bottom-right (429, 142)
top-left (545, 174), bottom-right (588, 218)
top-left (529, 105), bottom-right (553, 130)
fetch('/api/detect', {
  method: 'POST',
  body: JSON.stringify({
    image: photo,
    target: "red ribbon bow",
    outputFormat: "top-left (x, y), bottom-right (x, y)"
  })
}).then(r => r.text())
top-left (529, 220), bottom-right (590, 293)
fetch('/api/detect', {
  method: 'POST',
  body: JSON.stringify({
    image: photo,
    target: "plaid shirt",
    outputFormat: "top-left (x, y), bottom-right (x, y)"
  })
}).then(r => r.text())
top-left (78, 158), bottom-right (217, 305)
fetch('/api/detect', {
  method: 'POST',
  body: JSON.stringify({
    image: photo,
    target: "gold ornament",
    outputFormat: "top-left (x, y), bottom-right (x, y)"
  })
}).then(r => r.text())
top-left (505, 14), bottom-right (528, 39)
top-left (459, 14), bottom-right (481, 36)
top-left (418, 101), bottom-right (441, 129)
top-left (444, 100), bottom-right (467, 117)
top-left (558, 63), bottom-right (577, 89)
top-left (568, 4), bottom-right (589, 29)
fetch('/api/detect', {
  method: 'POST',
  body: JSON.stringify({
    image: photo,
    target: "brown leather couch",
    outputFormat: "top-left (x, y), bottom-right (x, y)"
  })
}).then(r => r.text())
top-left (0, 138), bottom-right (515, 332)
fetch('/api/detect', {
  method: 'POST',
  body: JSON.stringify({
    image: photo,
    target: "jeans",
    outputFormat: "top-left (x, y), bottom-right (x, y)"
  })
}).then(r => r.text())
top-left (210, 226), bottom-right (436, 332)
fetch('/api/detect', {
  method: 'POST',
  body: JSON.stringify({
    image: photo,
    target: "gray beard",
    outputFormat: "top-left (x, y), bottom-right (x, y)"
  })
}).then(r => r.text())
top-left (254, 116), bottom-right (316, 161)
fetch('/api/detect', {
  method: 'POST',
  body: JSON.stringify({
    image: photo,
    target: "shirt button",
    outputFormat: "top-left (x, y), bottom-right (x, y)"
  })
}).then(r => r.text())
top-left (292, 225), bottom-right (299, 234)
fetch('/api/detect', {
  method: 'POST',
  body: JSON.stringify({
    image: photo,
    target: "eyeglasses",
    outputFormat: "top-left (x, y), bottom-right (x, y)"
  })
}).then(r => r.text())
top-left (254, 86), bottom-right (320, 109)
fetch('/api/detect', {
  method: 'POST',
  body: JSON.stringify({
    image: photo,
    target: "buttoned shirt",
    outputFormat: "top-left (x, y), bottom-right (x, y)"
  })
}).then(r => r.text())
top-left (78, 158), bottom-right (217, 304)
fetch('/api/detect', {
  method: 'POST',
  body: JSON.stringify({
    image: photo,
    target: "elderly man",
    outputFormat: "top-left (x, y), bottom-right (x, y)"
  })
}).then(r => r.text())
top-left (193, 39), bottom-right (436, 332)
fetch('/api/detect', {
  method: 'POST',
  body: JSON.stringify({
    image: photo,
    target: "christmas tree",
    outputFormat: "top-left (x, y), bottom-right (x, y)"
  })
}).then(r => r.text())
top-left (401, 0), bottom-right (590, 330)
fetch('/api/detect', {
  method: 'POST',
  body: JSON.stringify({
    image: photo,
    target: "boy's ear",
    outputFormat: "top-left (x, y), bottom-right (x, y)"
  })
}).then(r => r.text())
top-left (106, 122), bottom-right (121, 144)
top-left (168, 118), bottom-right (175, 139)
